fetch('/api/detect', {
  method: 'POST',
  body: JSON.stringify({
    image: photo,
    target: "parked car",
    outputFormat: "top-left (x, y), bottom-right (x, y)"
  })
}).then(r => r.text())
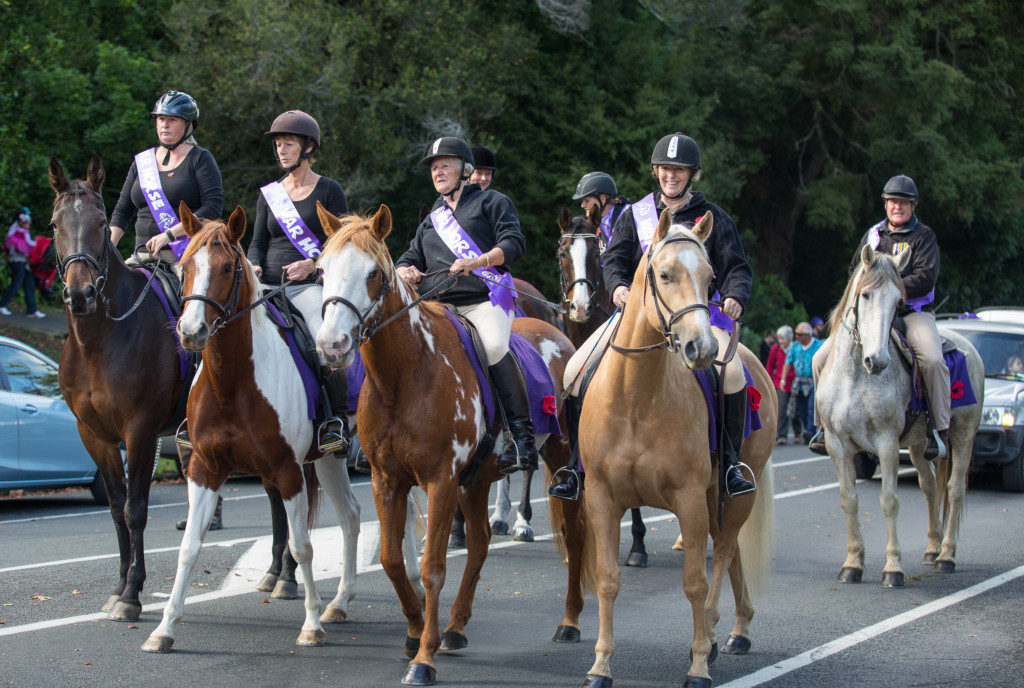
top-left (0, 335), bottom-right (107, 504)
top-left (938, 312), bottom-right (1024, 491)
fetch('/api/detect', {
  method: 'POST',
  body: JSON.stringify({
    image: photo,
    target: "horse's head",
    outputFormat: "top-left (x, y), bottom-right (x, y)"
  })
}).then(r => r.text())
top-left (48, 155), bottom-right (108, 316)
top-left (557, 204), bottom-right (602, 322)
top-left (315, 204), bottom-right (395, 369)
top-left (838, 244), bottom-right (911, 374)
top-left (641, 210), bottom-right (718, 369)
top-left (176, 204), bottom-right (249, 351)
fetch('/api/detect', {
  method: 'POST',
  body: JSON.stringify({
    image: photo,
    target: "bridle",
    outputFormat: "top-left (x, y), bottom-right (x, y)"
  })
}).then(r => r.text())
top-left (51, 186), bottom-right (112, 304)
top-left (558, 231), bottom-right (609, 317)
top-left (321, 267), bottom-right (395, 345)
top-left (179, 241), bottom-right (246, 336)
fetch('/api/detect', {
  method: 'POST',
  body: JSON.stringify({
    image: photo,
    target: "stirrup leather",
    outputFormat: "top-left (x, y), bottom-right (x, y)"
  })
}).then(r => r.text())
top-left (317, 417), bottom-right (349, 455)
top-left (548, 466), bottom-right (581, 501)
top-left (175, 419), bottom-right (192, 450)
top-left (725, 461), bottom-right (757, 497)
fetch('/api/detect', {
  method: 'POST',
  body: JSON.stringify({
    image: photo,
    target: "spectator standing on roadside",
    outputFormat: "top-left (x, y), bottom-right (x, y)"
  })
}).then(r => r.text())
top-left (767, 325), bottom-right (795, 444)
top-left (759, 328), bottom-right (777, 366)
top-left (0, 207), bottom-right (45, 318)
top-left (781, 321), bottom-right (822, 442)
top-left (811, 316), bottom-right (826, 340)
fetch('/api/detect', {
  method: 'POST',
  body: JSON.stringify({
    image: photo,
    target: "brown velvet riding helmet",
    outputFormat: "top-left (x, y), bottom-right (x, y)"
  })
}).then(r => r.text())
top-left (265, 110), bottom-right (321, 149)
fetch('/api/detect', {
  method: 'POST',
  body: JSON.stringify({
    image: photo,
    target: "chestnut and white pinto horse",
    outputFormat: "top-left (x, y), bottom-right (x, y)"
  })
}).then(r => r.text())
top-left (816, 244), bottom-right (983, 586)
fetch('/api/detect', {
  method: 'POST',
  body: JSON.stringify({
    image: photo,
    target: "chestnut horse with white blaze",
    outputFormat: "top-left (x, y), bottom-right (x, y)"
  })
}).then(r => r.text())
top-left (314, 204), bottom-right (588, 687)
top-left (579, 211), bottom-right (775, 688)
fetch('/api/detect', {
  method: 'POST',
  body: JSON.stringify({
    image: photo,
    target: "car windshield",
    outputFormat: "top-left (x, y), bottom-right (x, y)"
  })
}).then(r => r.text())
top-left (946, 328), bottom-right (1024, 380)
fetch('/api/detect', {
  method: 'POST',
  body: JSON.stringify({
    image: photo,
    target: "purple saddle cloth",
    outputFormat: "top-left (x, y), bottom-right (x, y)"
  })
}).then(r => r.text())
top-left (263, 300), bottom-right (321, 421)
top-left (135, 267), bottom-right (190, 382)
top-left (693, 364), bottom-right (763, 452)
top-left (908, 349), bottom-right (977, 412)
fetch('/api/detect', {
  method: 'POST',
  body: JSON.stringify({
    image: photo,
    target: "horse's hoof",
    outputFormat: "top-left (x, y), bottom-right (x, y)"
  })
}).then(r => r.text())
top-left (403, 635), bottom-right (420, 659)
top-left (100, 594), bottom-right (119, 613)
top-left (319, 605), bottom-right (348, 624)
top-left (272, 579), bottom-right (299, 599)
top-left (689, 642), bottom-right (718, 666)
top-left (682, 675), bottom-right (713, 688)
top-left (934, 560), bottom-right (956, 574)
top-left (721, 634), bottom-right (751, 655)
top-left (624, 551), bottom-right (648, 568)
top-left (838, 567), bottom-right (863, 583)
top-left (552, 624), bottom-right (581, 643)
top-left (402, 663), bottom-right (436, 686)
top-left (439, 630), bottom-right (468, 652)
top-left (255, 573), bottom-right (279, 592)
top-left (108, 600), bottom-right (141, 622)
top-left (511, 526), bottom-right (534, 542)
top-left (490, 520), bottom-right (509, 536)
top-left (672, 536), bottom-right (685, 551)
top-left (448, 533), bottom-right (466, 548)
top-left (141, 634), bottom-right (174, 653)
top-left (881, 571), bottom-right (905, 588)
top-left (583, 674), bottom-right (613, 688)
top-left (922, 552), bottom-right (938, 566)
top-left (296, 628), bottom-right (326, 646)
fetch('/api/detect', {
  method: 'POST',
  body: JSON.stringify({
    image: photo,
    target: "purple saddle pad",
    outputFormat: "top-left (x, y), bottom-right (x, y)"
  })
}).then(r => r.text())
top-left (263, 300), bottom-right (321, 421)
top-left (693, 364), bottom-right (763, 452)
top-left (134, 267), bottom-right (190, 382)
top-left (908, 349), bottom-right (977, 412)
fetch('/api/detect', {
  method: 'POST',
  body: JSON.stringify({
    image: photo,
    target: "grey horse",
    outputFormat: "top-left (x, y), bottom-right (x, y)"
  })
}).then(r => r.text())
top-left (816, 244), bottom-right (983, 587)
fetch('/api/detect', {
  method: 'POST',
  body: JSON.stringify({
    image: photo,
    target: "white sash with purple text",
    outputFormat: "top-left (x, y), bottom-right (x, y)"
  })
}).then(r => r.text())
top-left (632, 193), bottom-right (659, 251)
top-left (429, 205), bottom-right (515, 315)
top-left (260, 181), bottom-right (322, 259)
top-left (135, 148), bottom-right (189, 258)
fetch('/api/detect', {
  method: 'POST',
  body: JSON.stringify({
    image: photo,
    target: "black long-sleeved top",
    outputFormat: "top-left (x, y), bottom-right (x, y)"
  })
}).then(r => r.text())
top-left (110, 146), bottom-right (223, 251)
top-left (602, 190), bottom-right (752, 309)
top-left (849, 215), bottom-right (939, 314)
top-left (396, 183), bottom-right (526, 306)
top-left (247, 176), bottom-right (348, 286)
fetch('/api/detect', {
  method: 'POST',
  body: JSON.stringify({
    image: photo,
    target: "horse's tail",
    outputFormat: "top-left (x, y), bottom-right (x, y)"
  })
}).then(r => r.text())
top-left (737, 457), bottom-right (774, 599)
top-left (410, 486), bottom-right (428, 541)
top-left (546, 464), bottom-right (598, 595)
top-left (936, 454), bottom-right (952, 524)
top-left (303, 462), bottom-right (322, 529)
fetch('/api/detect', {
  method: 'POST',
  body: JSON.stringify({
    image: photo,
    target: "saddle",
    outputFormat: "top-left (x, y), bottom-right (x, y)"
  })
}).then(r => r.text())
top-left (889, 318), bottom-right (963, 445)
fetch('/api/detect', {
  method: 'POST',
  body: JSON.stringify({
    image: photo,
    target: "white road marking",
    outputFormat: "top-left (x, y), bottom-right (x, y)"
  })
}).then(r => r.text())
top-left (773, 455), bottom-right (831, 468)
top-left (0, 491), bottom-right (273, 526)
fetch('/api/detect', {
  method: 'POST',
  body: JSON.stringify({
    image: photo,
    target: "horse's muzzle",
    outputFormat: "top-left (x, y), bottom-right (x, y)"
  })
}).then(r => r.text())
top-left (863, 354), bottom-right (889, 375)
top-left (568, 301), bottom-right (591, 323)
top-left (63, 284), bottom-right (97, 316)
top-left (317, 331), bottom-right (355, 369)
top-left (178, 321), bottom-right (210, 351)
top-left (682, 334), bottom-right (718, 370)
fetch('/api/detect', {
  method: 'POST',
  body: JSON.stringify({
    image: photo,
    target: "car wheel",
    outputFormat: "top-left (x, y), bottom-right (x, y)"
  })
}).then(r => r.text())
top-left (1001, 445), bottom-right (1024, 493)
top-left (90, 474), bottom-right (109, 506)
top-left (854, 452), bottom-right (878, 480)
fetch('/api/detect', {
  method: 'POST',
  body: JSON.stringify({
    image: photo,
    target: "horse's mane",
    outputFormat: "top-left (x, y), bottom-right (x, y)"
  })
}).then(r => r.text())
top-left (828, 252), bottom-right (906, 336)
top-left (180, 221), bottom-right (256, 291)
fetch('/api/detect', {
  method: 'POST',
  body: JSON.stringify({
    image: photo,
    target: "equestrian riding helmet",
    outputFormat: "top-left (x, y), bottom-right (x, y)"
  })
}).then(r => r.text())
top-left (651, 132), bottom-right (701, 168)
top-left (471, 145), bottom-right (498, 170)
top-left (881, 174), bottom-right (919, 204)
top-left (420, 137), bottom-right (474, 168)
top-left (265, 110), bottom-right (321, 149)
top-left (151, 90), bottom-right (199, 123)
top-left (572, 172), bottom-right (618, 200)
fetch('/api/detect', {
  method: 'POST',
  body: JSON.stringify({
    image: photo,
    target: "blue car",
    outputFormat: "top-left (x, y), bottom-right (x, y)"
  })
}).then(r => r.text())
top-left (0, 335), bottom-right (107, 504)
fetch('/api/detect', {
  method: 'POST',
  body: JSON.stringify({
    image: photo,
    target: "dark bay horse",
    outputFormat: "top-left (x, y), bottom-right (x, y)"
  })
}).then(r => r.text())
top-left (315, 205), bottom-right (589, 686)
top-left (48, 155), bottom-right (186, 622)
top-left (556, 205), bottom-right (649, 567)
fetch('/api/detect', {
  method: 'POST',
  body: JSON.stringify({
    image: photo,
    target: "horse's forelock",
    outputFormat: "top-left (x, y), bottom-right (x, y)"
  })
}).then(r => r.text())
top-left (318, 213), bottom-right (394, 276)
top-left (829, 253), bottom-right (905, 336)
top-left (656, 224), bottom-right (710, 262)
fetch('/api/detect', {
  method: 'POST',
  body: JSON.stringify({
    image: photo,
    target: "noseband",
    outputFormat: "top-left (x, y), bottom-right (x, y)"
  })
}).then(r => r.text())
top-left (180, 242), bottom-right (245, 336)
top-left (321, 270), bottom-right (393, 345)
top-left (558, 232), bottom-right (605, 313)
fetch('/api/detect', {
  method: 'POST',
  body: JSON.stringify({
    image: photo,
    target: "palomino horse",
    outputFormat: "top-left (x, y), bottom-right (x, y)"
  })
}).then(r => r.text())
top-left (816, 245), bottom-right (982, 586)
top-left (579, 211), bottom-right (775, 688)
top-left (556, 205), bottom-right (651, 568)
top-left (142, 205), bottom-right (420, 653)
top-left (315, 205), bottom-right (587, 686)
top-left (48, 155), bottom-right (187, 622)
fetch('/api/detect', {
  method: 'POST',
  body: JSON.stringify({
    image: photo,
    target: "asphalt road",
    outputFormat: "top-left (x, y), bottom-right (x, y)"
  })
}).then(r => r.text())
top-left (1, 443), bottom-right (1022, 688)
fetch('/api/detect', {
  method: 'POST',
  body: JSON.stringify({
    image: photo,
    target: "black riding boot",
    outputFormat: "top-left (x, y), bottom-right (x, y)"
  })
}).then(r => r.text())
top-left (176, 495), bottom-right (223, 531)
top-left (349, 432), bottom-right (371, 474)
top-left (317, 369), bottom-right (350, 456)
top-left (549, 394), bottom-right (583, 500)
top-left (808, 427), bottom-right (828, 455)
top-left (724, 389), bottom-right (756, 497)
top-left (490, 352), bottom-right (538, 474)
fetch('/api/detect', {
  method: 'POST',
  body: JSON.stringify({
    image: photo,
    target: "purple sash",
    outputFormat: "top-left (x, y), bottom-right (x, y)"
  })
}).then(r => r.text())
top-left (867, 220), bottom-right (934, 312)
top-left (599, 203), bottom-right (628, 246)
top-left (260, 181), bottom-right (322, 259)
top-left (632, 193), bottom-right (659, 252)
top-left (135, 149), bottom-right (189, 259)
top-left (429, 205), bottom-right (515, 315)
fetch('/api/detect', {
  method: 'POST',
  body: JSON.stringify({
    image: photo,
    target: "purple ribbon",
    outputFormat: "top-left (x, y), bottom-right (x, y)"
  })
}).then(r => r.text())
top-left (135, 149), bottom-right (189, 259)
top-left (429, 206), bottom-right (515, 315)
top-left (867, 220), bottom-right (934, 312)
top-left (260, 181), bottom-right (323, 260)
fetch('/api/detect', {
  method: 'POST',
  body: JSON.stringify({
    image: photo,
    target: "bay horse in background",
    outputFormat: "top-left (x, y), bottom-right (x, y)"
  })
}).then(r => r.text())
top-left (578, 211), bottom-right (775, 688)
top-left (816, 245), bottom-right (982, 586)
top-left (142, 205), bottom-right (422, 653)
top-left (315, 205), bottom-right (589, 686)
top-left (556, 204), bottom-right (651, 568)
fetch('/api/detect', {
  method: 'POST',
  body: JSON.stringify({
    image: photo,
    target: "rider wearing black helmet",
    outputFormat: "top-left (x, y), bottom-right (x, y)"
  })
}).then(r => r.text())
top-left (110, 90), bottom-right (223, 263)
top-left (396, 136), bottom-right (537, 474)
top-left (572, 171), bottom-right (631, 250)
top-left (248, 110), bottom-right (351, 457)
top-left (550, 132), bottom-right (756, 500)
top-left (469, 145), bottom-right (498, 191)
top-left (808, 174), bottom-right (949, 459)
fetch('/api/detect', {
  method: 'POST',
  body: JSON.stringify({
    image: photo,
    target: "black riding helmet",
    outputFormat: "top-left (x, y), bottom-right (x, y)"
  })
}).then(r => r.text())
top-left (572, 172), bottom-right (617, 201)
top-left (651, 133), bottom-right (701, 200)
top-left (881, 174), bottom-right (919, 204)
top-left (151, 90), bottom-right (199, 164)
top-left (421, 137), bottom-right (474, 199)
top-left (471, 145), bottom-right (498, 170)
top-left (266, 110), bottom-right (321, 174)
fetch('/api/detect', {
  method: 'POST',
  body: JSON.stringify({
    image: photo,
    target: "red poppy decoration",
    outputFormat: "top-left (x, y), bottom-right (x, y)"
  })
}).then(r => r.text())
top-left (746, 385), bottom-right (761, 412)
top-left (951, 380), bottom-right (964, 400)
top-left (542, 395), bottom-right (557, 415)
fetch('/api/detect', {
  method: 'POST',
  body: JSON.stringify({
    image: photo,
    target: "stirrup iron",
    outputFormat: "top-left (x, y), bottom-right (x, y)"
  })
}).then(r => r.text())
top-left (726, 461), bottom-right (757, 497)
top-left (317, 417), bottom-right (349, 455)
top-left (175, 419), bottom-right (192, 450)
top-left (548, 466), bottom-right (582, 501)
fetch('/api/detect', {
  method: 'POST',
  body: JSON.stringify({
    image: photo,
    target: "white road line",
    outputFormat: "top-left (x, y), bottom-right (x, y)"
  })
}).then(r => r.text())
top-left (719, 563), bottom-right (1024, 688)
top-left (773, 456), bottom-right (830, 468)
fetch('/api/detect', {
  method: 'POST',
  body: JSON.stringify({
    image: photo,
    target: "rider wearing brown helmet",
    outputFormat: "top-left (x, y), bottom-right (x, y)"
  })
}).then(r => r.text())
top-left (396, 136), bottom-right (537, 474)
top-left (550, 132), bottom-right (756, 500)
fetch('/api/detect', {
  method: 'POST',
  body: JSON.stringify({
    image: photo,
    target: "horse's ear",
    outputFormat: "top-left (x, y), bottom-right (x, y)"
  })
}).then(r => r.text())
top-left (653, 208), bottom-right (672, 244)
top-left (557, 205), bottom-right (572, 233)
top-left (85, 153), bottom-right (104, 192)
top-left (316, 201), bottom-right (343, 237)
top-left (226, 205), bottom-right (246, 244)
top-left (371, 204), bottom-right (392, 240)
top-left (48, 156), bottom-right (68, 194)
top-left (860, 243), bottom-right (876, 268)
top-left (586, 204), bottom-right (601, 230)
top-left (692, 212), bottom-right (714, 243)
top-left (179, 202), bottom-right (203, 238)
top-left (893, 245), bottom-right (912, 272)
